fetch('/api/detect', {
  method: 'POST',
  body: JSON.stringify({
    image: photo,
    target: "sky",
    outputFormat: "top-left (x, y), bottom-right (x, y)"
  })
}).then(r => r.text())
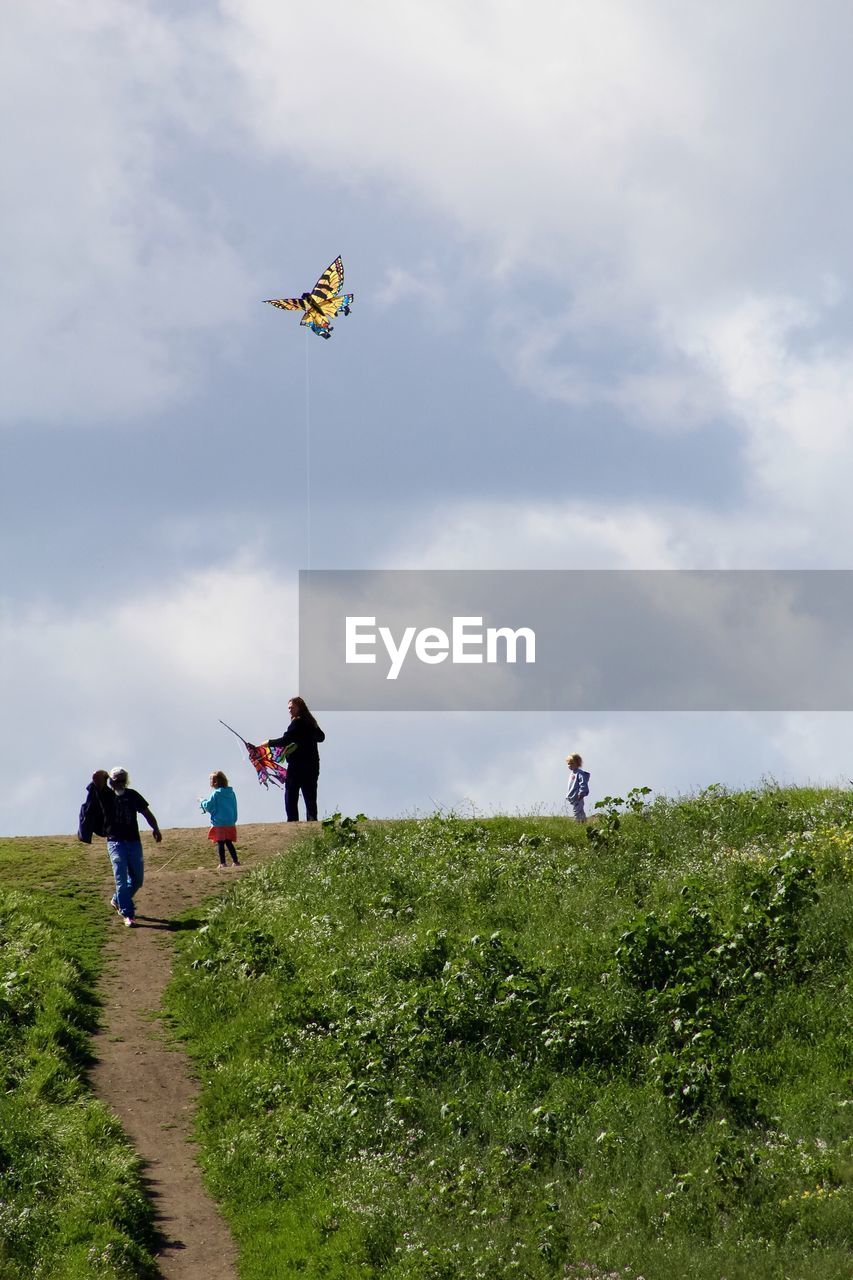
top-left (5, 1), bottom-right (853, 835)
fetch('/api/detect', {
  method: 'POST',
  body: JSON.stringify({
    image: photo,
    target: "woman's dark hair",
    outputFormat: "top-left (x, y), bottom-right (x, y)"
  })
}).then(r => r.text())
top-left (210, 771), bottom-right (228, 788)
top-left (290, 695), bottom-right (319, 729)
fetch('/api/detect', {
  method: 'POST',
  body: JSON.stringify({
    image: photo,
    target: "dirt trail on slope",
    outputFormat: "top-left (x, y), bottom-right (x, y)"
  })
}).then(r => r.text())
top-left (88, 823), bottom-right (308, 1280)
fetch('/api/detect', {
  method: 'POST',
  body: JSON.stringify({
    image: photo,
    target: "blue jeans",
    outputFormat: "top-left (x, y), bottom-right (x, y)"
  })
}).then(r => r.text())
top-left (107, 839), bottom-right (144, 918)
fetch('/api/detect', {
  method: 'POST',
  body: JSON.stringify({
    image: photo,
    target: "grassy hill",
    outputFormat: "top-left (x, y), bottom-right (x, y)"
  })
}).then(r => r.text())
top-left (2, 791), bottom-right (851, 1279)
top-left (163, 787), bottom-right (853, 1280)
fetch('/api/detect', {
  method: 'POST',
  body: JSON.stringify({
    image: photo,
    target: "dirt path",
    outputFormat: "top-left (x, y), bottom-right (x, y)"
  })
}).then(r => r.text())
top-left (88, 824), bottom-right (307, 1279)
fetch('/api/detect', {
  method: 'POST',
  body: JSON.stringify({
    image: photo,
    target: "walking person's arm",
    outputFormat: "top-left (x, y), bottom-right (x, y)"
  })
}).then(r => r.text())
top-left (141, 807), bottom-right (163, 843)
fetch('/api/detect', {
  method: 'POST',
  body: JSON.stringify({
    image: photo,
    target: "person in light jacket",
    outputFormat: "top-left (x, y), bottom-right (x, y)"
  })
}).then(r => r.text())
top-left (200, 770), bottom-right (240, 868)
top-left (565, 753), bottom-right (591, 822)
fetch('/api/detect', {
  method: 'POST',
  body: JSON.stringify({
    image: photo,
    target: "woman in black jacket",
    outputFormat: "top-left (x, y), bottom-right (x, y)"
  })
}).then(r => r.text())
top-left (265, 696), bottom-right (325, 822)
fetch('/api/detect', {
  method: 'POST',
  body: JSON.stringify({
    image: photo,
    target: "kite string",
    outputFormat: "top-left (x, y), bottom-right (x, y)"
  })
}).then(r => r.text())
top-left (305, 333), bottom-right (309, 566)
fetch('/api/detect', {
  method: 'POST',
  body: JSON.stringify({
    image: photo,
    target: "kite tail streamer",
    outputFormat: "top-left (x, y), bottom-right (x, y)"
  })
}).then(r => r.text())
top-left (219, 720), bottom-right (295, 789)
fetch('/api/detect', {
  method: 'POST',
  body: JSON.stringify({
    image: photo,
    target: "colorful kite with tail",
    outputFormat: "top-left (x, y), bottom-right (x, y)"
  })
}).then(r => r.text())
top-left (219, 720), bottom-right (296, 789)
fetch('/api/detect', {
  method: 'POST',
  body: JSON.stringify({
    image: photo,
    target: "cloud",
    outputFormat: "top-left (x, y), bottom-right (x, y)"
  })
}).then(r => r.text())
top-left (388, 483), bottom-right (853, 573)
top-left (445, 711), bottom-right (853, 817)
top-left (376, 265), bottom-right (452, 324)
top-left (10, 2), bottom-right (853, 511)
top-left (215, 2), bottom-right (853, 305)
top-left (491, 303), bottom-right (727, 434)
top-left (4, 554), bottom-right (852, 836)
top-left (0, 558), bottom-right (297, 834)
top-left (215, 1), bottom-right (853, 537)
top-left (0, 2), bottom-right (251, 427)
top-left (218, 1), bottom-right (709, 272)
top-left (684, 291), bottom-right (853, 507)
top-left (8, 3), bottom-right (853, 836)
top-left (389, 498), bottom-right (684, 570)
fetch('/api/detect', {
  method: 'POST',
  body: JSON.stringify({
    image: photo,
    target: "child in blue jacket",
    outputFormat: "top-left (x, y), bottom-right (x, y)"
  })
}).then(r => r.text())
top-left (565, 753), bottom-right (591, 822)
top-left (200, 770), bottom-right (240, 868)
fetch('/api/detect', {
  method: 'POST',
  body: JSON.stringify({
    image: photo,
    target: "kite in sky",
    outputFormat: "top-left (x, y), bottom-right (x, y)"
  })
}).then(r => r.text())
top-left (264, 256), bottom-right (354, 339)
top-left (220, 721), bottom-right (296, 789)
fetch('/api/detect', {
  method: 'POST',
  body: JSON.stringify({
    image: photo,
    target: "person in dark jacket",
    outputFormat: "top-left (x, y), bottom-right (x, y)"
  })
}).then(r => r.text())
top-left (98, 767), bottom-right (162, 926)
top-left (78, 770), bottom-right (109, 843)
top-left (264, 696), bottom-right (325, 822)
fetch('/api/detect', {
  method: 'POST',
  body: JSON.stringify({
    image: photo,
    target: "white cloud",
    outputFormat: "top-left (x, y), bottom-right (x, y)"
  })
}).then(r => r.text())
top-left (390, 498), bottom-right (689, 570)
top-left (4, 555), bottom-right (852, 836)
top-left (0, 559), bottom-right (298, 834)
top-left (492, 303), bottom-right (727, 434)
top-left (0, 2), bottom-right (251, 426)
top-left (385, 485), bottom-right (853, 573)
top-left (9, 3), bottom-right (853, 836)
top-left (446, 711), bottom-right (853, 817)
top-left (217, 1), bottom-right (711, 278)
top-left (376, 265), bottom-right (452, 325)
top-left (684, 292), bottom-right (853, 508)
top-left (214, 2), bottom-right (853, 312)
top-left (9, 2), bottom-right (853, 515)
top-left (214, 1), bottom-right (853, 550)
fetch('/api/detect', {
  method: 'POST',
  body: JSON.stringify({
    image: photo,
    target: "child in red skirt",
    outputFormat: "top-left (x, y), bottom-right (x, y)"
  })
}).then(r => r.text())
top-left (200, 770), bottom-right (240, 868)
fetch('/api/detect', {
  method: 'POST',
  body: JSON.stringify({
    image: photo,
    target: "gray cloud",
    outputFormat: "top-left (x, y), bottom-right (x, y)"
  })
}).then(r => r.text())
top-left (0, 3), bottom-right (251, 426)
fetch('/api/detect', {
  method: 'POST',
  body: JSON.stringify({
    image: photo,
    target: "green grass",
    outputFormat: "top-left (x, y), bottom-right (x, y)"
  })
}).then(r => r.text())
top-left (165, 788), bottom-right (853, 1280)
top-left (0, 838), bottom-right (158, 1279)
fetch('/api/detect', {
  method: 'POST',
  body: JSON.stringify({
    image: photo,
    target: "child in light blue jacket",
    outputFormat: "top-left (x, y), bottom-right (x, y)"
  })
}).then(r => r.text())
top-left (565, 753), bottom-right (591, 823)
top-left (200, 770), bottom-right (240, 868)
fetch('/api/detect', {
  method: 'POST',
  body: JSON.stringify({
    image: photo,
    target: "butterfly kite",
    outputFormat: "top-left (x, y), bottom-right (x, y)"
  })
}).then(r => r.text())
top-left (220, 721), bottom-right (296, 790)
top-left (264, 256), bottom-right (354, 339)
